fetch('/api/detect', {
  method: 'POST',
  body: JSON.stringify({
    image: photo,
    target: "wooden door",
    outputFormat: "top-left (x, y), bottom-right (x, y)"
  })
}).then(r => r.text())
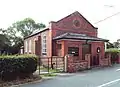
top-left (57, 44), bottom-right (62, 56)
top-left (92, 54), bottom-right (99, 66)
top-left (35, 36), bottom-right (41, 56)
top-left (82, 44), bottom-right (91, 60)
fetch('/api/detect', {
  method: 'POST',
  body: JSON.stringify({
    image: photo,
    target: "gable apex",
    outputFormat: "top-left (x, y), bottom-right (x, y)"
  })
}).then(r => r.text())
top-left (55, 11), bottom-right (97, 29)
top-left (72, 11), bottom-right (80, 15)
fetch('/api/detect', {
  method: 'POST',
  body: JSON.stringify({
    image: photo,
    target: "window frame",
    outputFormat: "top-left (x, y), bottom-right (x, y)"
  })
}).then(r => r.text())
top-left (42, 35), bottom-right (47, 55)
top-left (29, 40), bottom-right (32, 53)
top-left (68, 47), bottom-right (79, 56)
top-left (25, 41), bottom-right (28, 52)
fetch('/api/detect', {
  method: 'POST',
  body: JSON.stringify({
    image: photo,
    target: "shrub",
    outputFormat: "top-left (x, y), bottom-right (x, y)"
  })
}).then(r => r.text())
top-left (0, 54), bottom-right (38, 81)
top-left (105, 48), bottom-right (120, 53)
top-left (105, 48), bottom-right (120, 64)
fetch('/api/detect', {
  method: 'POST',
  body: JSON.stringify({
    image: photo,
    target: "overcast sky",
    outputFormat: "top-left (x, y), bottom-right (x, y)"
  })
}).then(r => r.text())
top-left (0, 0), bottom-right (120, 42)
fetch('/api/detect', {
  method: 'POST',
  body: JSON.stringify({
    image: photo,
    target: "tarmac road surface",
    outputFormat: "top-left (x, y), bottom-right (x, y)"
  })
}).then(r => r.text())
top-left (21, 64), bottom-right (120, 87)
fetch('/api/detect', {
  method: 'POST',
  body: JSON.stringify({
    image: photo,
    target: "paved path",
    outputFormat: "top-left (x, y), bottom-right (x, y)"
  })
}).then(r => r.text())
top-left (21, 64), bottom-right (120, 87)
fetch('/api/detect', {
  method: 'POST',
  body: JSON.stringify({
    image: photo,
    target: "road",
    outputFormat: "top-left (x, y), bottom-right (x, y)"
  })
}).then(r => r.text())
top-left (21, 64), bottom-right (120, 87)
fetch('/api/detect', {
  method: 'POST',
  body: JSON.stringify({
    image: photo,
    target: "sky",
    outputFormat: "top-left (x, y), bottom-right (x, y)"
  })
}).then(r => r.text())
top-left (0, 0), bottom-right (120, 42)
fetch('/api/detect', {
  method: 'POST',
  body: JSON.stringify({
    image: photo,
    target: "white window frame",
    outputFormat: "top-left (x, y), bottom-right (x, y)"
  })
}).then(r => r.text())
top-left (25, 41), bottom-right (28, 52)
top-left (42, 35), bottom-right (47, 55)
top-left (29, 40), bottom-right (32, 53)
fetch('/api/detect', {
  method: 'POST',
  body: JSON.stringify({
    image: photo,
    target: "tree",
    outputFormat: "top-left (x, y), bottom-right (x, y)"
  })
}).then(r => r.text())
top-left (0, 33), bottom-right (11, 54)
top-left (113, 42), bottom-right (120, 48)
top-left (12, 18), bottom-right (46, 37)
top-left (4, 18), bottom-right (46, 54)
top-left (106, 42), bottom-right (115, 49)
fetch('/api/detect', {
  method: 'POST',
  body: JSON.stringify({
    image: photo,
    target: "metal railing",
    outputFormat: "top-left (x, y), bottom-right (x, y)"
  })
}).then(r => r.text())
top-left (38, 56), bottom-right (64, 74)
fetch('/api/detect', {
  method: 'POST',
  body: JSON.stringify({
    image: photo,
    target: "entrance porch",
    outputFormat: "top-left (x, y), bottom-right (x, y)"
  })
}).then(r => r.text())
top-left (53, 33), bottom-right (110, 72)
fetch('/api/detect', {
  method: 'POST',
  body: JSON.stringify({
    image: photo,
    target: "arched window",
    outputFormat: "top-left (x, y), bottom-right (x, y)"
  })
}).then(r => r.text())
top-left (25, 41), bottom-right (28, 52)
top-left (29, 40), bottom-right (32, 53)
top-left (42, 35), bottom-right (47, 55)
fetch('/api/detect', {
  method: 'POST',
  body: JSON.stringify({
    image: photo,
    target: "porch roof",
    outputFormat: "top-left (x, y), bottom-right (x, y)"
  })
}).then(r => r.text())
top-left (53, 33), bottom-right (109, 42)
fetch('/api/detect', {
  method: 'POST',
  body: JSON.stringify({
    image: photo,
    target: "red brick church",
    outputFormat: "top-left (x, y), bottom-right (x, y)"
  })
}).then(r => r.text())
top-left (24, 11), bottom-right (110, 70)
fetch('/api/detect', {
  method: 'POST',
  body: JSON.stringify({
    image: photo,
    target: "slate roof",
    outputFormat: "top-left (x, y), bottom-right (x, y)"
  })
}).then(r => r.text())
top-left (53, 33), bottom-right (109, 42)
top-left (24, 28), bottom-right (49, 39)
top-left (24, 11), bottom-right (98, 40)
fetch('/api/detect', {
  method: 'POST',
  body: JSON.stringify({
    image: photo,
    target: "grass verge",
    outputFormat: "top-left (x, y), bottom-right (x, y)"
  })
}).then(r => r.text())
top-left (37, 66), bottom-right (63, 73)
top-left (40, 73), bottom-right (57, 78)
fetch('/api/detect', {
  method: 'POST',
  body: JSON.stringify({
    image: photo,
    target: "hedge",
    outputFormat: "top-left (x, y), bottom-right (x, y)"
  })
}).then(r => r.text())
top-left (105, 48), bottom-right (120, 53)
top-left (0, 54), bottom-right (38, 81)
top-left (105, 48), bottom-right (120, 64)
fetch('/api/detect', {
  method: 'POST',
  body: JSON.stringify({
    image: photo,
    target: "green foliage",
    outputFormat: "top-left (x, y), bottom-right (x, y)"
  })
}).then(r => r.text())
top-left (105, 48), bottom-right (120, 53)
top-left (0, 31), bottom-right (11, 54)
top-left (105, 48), bottom-right (119, 64)
top-left (113, 41), bottom-right (120, 48)
top-left (11, 18), bottom-right (46, 37)
top-left (41, 73), bottom-right (57, 77)
top-left (0, 54), bottom-right (38, 81)
top-left (0, 18), bottom-right (46, 54)
top-left (106, 42), bottom-right (115, 49)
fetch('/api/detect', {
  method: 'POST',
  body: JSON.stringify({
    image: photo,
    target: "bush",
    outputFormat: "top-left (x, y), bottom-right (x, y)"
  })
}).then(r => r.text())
top-left (105, 48), bottom-right (120, 64)
top-left (0, 54), bottom-right (38, 81)
top-left (105, 48), bottom-right (120, 53)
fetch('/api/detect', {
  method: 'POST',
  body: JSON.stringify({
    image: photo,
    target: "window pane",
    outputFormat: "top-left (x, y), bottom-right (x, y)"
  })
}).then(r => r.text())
top-left (42, 53), bottom-right (47, 55)
top-left (43, 44), bottom-right (46, 48)
top-left (29, 40), bottom-right (32, 52)
top-left (42, 35), bottom-right (47, 56)
top-left (43, 40), bottom-right (46, 43)
top-left (58, 44), bottom-right (62, 49)
top-left (43, 36), bottom-right (46, 39)
top-left (25, 41), bottom-right (28, 52)
top-left (68, 47), bottom-right (79, 56)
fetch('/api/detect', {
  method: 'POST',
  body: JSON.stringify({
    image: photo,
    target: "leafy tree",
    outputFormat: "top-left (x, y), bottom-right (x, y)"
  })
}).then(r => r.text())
top-left (113, 41), bottom-right (120, 48)
top-left (12, 18), bottom-right (46, 37)
top-left (107, 41), bottom-right (120, 49)
top-left (106, 42), bottom-right (115, 49)
top-left (0, 18), bottom-right (46, 54)
top-left (0, 33), bottom-right (11, 54)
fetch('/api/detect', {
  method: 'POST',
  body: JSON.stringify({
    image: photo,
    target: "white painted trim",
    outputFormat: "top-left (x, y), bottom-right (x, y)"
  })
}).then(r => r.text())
top-left (25, 41), bottom-right (28, 52)
top-left (97, 79), bottom-right (120, 87)
top-left (104, 42), bottom-right (107, 51)
top-left (29, 40), bottom-right (32, 53)
top-left (20, 49), bottom-right (23, 54)
top-left (41, 34), bottom-right (47, 55)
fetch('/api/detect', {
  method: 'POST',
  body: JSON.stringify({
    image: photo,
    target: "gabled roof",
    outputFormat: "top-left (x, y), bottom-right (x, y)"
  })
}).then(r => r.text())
top-left (24, 28), bottom-right (49, 39)
top-left (53, 33), bottom-right (109, 42)
top-left (53, 11), bottom-right (97, 29)
top-left (25, 11), bottom-right (97, 40)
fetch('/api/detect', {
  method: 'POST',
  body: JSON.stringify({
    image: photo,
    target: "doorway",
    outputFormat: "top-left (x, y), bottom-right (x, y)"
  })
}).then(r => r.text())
top-left (57, 44), bottom-right (62, 56)
top-left (82, 44), bottom-right (91, 60)
top-left (92, 54), bottom-right (99, 66)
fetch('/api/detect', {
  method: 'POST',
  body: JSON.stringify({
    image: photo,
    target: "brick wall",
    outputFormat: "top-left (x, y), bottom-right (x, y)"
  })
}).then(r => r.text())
top-left (24, 33), bottom-right (41, 54)
top-left (50, 11), bottom-right (97, 38)
top-left (90, 41), bottom-right (105, 59)
top-left (67, 55), bottom-right (88, 73)
top-left (24, 29), bottom-right (51, 56)
top-left (100, 53), bottom-right (111, 66)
